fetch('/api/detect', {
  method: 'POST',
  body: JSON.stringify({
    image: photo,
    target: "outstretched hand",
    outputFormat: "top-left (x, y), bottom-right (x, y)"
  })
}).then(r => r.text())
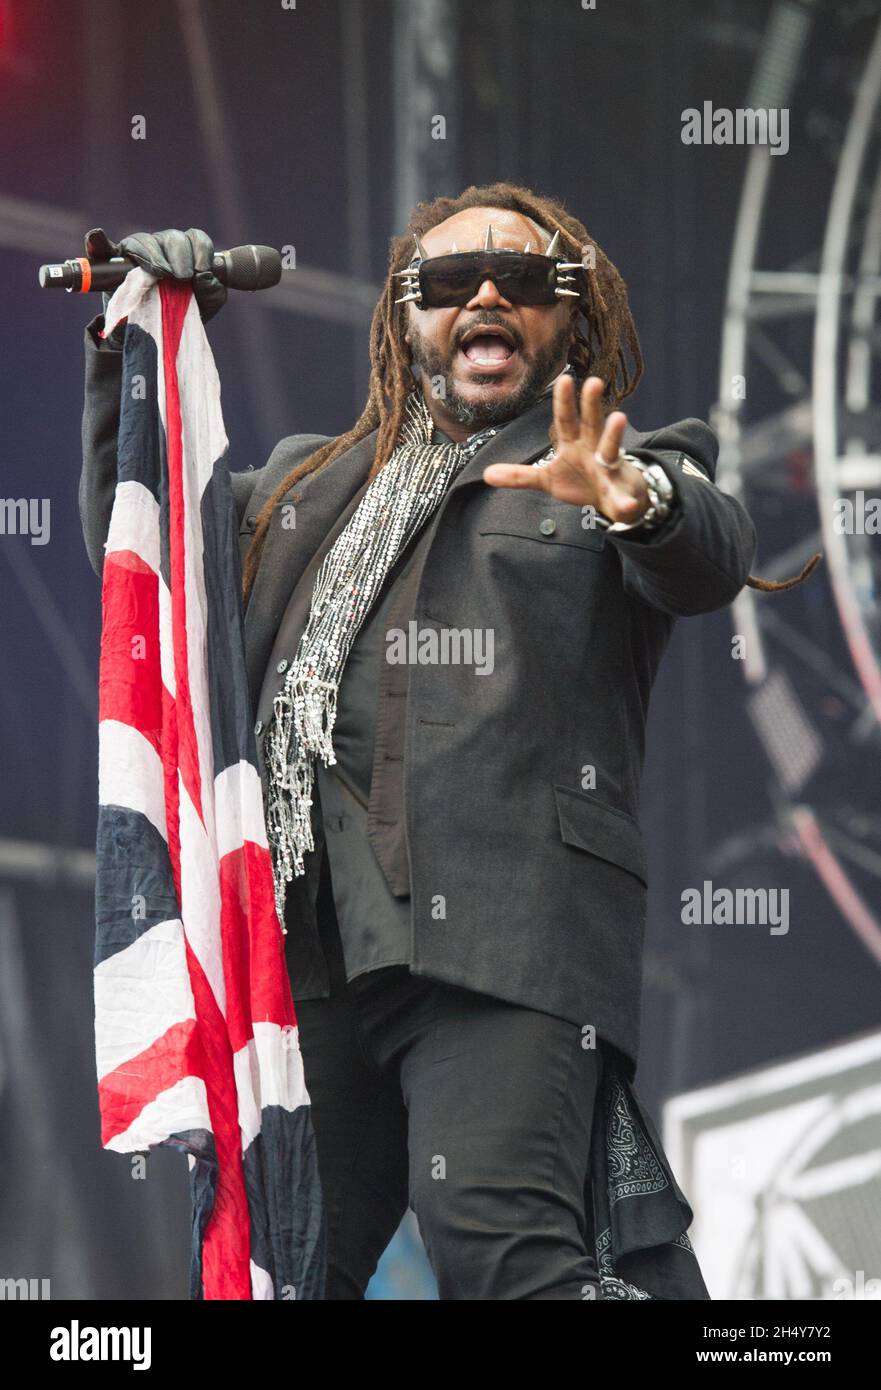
top-left (482, 375), bottom-right (649, 525)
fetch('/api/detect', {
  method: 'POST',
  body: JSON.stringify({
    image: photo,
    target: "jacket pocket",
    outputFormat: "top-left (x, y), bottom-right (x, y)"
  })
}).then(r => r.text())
top-left (553, 784), bottom-right (648, 885)
top-left (477, 494), bottom-right (606, 551)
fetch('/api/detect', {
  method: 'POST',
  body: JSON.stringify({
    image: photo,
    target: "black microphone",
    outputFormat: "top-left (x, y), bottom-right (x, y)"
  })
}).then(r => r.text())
top-left (37, 244), bottom-right (282, 293)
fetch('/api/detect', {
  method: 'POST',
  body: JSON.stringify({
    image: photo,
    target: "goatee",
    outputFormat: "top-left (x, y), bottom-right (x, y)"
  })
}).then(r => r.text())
top-left (408, 323), bottom-right (571, 429)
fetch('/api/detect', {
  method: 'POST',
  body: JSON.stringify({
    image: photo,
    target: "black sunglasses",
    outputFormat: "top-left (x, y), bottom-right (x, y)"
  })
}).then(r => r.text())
top-left (395, 250), bottom-right (586, 309)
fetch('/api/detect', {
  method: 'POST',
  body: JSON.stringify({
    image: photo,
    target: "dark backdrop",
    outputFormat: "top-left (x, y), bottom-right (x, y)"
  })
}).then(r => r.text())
top-left (0, 0), bottom-right (878, 1297)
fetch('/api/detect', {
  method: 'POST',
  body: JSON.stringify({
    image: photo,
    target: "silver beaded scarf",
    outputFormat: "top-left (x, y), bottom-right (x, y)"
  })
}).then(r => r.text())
top-left (264, 388), bottom-right (499, 928)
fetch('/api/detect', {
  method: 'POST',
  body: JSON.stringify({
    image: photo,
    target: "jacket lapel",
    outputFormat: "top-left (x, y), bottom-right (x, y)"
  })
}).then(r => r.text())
top-left (243, 430), bottom-right (377, 705)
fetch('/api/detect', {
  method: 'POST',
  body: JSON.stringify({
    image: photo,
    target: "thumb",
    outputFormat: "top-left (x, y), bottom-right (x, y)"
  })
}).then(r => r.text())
top-left (84, 227), bottom-right (120, 261)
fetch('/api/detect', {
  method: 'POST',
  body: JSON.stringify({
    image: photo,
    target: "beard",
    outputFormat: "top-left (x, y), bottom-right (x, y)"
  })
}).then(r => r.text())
top-left (408, 316), bottom-right (572, 429)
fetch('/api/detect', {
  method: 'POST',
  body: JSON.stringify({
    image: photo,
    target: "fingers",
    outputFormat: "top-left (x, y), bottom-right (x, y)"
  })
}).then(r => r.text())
top-left (576, 376), bottom-right (629, 466)
top-left (561, 375), bottom-right (624, 457)
top-left (185, 228), bottom-right (215, 275)
top-left (84, 227), bottom-right (119, 262)
top-left (597, 471), bottom-right (649, 522)
top-left (595, 410), bottom-right (628, 465)
top-left (578, 375), bottom-right (605, 445)
top-left (117, 229), bottom-right (214, 281)
top-left (159, 230), bottom-right (201, 280)
top-left (193, 271), bottom-right (228, 323)
top-left (552, 374), bottom-right (580, 444)
top-left (118, 232), bottom-right (174, 278)
top-left (483, 462), bottom-right (551, 493)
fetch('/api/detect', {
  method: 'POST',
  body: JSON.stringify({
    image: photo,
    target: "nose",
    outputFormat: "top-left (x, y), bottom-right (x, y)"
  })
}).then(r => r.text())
top-left (466, 277), bottom-right (512, 309)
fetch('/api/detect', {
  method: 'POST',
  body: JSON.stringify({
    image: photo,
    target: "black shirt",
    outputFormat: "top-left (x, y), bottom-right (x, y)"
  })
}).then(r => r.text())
top-left (311, 424), bottom-right (462, 981)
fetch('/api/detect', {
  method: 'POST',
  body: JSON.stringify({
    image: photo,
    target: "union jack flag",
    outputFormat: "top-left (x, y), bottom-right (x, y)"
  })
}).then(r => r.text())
top-left (93, 269), bottom-right (325, 1299)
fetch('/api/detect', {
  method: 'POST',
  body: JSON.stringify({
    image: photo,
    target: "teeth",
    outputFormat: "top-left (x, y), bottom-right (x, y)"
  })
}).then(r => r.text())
top-left (462, 332), bottom-right (513, 349)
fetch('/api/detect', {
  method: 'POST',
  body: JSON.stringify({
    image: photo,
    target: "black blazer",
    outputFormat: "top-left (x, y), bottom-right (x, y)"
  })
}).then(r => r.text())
top-left (80, 323), bottom-right (757, 1075)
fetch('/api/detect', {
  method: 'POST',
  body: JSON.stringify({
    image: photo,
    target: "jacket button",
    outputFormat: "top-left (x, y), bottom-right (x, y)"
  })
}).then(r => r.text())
top-left (254, 720), bottom-right (263, 736)
top-left (246, 515), bottom-right (257, 529)
top-left (539, 517), bottom-right (556, 536)
top-left (276, 658), bottom-right (289, 673)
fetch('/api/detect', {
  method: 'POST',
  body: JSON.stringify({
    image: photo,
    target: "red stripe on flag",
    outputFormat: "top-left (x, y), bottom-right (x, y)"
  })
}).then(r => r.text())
top-left (98, 552), bottom-right (163, 758)
top-left (161, 681), bottom-right (182, 901)
top-left (160, 284), bottom-right (253, 1295)
top-left (219, 842), bottom-right (296, 1054)
top-left (98, 1017), bottom-right (202, 1146)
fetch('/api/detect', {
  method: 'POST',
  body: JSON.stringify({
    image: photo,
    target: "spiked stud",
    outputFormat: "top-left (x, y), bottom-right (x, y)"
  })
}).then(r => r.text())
top-left (556, 261), bottom-right (585, 270)
top-left (451, 240), bottom-right (459, 253)
top-left (545, 230), bottom-right (561, 258)
top-left (523, 240), bottom-right (532, 253)
top-left (554, 287), bottom-right (580, 298)
top-left (394, 290), bottom-right (422, 305)
top-left (413, 234), bottom-right (429, 261)
top-left (484, 223), bottom-right (495, 251)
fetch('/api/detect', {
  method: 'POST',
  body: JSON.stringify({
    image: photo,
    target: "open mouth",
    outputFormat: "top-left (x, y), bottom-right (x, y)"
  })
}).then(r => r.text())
top-left (458, 324), bottom-right (518, 372)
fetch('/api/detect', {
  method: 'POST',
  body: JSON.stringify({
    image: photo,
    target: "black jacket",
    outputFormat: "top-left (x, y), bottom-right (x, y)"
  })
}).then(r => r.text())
top-left (80, 322), bottom-right (757, 1074)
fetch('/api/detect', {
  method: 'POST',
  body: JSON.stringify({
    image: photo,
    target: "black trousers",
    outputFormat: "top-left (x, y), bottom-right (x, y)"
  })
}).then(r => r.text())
top-left (294, 871), bottom-right (604, 1300)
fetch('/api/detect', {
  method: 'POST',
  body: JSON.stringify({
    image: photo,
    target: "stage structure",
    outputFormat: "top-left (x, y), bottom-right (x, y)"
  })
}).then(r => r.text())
top-left (665, 1028), bottom-right (881, 1299)
top-left (712, 0), bottom-right (881, 966)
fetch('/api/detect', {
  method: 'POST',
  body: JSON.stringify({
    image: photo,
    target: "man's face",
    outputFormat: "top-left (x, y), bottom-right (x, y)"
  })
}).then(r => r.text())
top-left (404, 206), bottom-right (574, 430)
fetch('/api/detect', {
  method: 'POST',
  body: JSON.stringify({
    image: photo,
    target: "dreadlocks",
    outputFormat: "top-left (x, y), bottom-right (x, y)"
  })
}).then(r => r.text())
top-left (241, 180), bottom-right (818, 604)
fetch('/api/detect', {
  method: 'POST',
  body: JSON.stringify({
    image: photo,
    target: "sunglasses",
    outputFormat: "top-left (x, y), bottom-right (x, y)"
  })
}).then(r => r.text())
top-left (395, 250), bottom-right (587, 309)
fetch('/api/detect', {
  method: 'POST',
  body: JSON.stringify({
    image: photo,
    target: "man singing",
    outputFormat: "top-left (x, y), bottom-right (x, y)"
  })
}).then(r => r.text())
top-left (79, 181), bottom-right (757, 1300)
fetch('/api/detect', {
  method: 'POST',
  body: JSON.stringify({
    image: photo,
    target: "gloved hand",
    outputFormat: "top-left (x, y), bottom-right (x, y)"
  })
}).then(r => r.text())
top-left (84, 227), bottom-right (228, 324)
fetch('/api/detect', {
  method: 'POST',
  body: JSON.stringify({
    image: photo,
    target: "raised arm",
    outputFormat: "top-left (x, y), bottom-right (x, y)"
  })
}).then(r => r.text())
top-left (482, 373), bottom-right (756, 617)
top-left (78, 227), bottom-right (229, 577)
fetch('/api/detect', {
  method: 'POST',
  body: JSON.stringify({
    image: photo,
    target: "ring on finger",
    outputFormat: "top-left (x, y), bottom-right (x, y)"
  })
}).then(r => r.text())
top-left (595, 448), bottom-right (623, 471)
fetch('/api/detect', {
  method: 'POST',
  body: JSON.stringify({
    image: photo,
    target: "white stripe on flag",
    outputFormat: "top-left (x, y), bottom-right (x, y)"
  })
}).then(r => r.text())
top-left (177, 776), bottom-right (226, 1016)
top-left (98, 720), bottom-right (168, 842)
top-left (250, 1260), bottom-right (275, 1301)
top-left (215, 760), bottom-right (270, 860)
top-left (234, 1024), bottom-right (311, 1149)
top-left (104, 479), bottom-right (162, 573)
top-left (94, 918), bottom-right (195, 1079)
top-left (104, 1075), bottom-right (212, 1154)
top-left (176, 294), bottom-right (229, 501)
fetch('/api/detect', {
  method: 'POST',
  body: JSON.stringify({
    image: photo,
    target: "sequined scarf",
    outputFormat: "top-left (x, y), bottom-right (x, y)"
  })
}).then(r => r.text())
top-left (264, 389), bottom-right (499, 928)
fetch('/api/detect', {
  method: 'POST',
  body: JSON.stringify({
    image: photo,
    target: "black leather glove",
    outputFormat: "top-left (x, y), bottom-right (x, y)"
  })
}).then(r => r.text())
top-left (84, 227), bottom-right (228, 325)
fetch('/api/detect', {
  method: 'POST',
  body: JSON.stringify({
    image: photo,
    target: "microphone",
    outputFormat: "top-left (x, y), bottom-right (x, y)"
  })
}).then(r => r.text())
top-left (37, 244), bottom-right (282, 293)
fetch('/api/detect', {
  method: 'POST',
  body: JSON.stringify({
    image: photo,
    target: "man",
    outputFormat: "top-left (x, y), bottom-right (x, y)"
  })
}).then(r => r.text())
top-left (79, 182), bottom-right (757, 1300)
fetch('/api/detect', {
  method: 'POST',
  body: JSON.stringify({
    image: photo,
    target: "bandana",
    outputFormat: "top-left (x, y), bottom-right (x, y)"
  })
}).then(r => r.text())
top-left (264, 388), bottom-right (499, 927)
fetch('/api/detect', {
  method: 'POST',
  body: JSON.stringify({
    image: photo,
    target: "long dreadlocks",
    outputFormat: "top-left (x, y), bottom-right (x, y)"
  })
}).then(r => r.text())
top-left (241, 181), bottom-right (818, 604)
